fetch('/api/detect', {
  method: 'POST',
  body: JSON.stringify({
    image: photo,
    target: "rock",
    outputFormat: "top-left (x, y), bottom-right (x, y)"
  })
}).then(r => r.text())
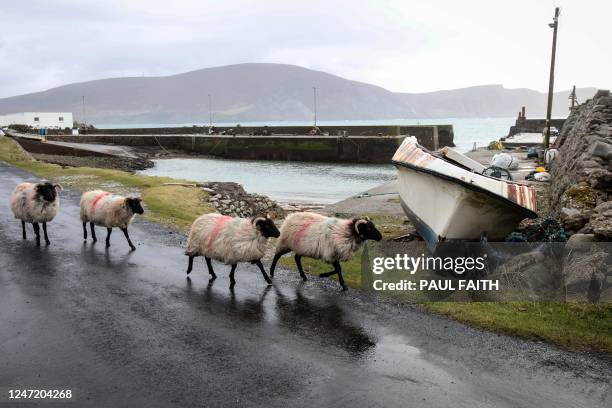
top-left (594, 201), bottom-right (612, 213)
top-left (565, 233), bottom-right (596, 251)
top-left (590, 202), bottom-right (612, 238)
top-left (561, 182), bottom-right (598, 210)
top-left (560, 207), bottom-right (590, 231)
top-left (562, 248), bottom-right (608, 302)
top-left (202, 187), bottom-right (216, 193)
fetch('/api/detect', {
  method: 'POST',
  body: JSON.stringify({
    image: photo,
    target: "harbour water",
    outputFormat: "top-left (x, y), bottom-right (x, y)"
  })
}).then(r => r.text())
top-left (134, 117), bottom-right (515, 203)
top-left (139, 158), bottom-right (396, 204)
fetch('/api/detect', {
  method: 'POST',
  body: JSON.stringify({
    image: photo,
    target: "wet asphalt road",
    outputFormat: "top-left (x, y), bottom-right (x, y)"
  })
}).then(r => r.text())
top-left (0, 161), bottom-right (610, 408)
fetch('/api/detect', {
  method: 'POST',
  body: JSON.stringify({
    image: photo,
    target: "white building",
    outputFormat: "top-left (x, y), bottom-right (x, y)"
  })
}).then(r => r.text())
top-left (0, 112), bottom-right (74, 129)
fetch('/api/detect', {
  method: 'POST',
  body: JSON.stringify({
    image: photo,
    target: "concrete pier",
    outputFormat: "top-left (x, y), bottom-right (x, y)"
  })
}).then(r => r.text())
top-left (40, 124), bottom-right (454, 164)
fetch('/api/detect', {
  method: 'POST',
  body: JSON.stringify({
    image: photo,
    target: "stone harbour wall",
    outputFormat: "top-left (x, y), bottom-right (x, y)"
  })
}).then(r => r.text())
top-left (549, 90), bottom-right (612, 239)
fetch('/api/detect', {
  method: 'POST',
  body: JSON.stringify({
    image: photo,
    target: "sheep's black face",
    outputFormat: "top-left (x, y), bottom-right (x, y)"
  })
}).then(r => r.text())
top-left (256, 218), bottom-right (280, 238)
top-left (126, 197), bottom-right (144, 214)
top-left (356, 219), bottom-right (382, 241)
top-left (36, 182), bottom-right (57, 203)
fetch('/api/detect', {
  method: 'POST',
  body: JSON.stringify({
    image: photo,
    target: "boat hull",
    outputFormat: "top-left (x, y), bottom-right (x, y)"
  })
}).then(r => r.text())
top-left (396, 165), bottom-right (532, 250)
top-left (391, 136), bottom-right (537, 251)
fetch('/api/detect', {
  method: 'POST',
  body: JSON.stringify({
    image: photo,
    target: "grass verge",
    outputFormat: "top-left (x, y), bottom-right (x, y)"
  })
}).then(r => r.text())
top-left (424, 301), bottom-right (612, 353)
top-left (0, 135), bottom-right (213, 231)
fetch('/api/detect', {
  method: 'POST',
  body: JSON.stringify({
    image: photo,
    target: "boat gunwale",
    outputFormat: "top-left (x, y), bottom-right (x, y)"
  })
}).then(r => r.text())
top-left (391, 159), bottom-right (537, 219)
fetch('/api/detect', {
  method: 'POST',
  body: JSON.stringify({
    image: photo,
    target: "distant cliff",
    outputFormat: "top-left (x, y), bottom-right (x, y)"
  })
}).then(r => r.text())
top-left (0, 63), bottom-right (597, 124)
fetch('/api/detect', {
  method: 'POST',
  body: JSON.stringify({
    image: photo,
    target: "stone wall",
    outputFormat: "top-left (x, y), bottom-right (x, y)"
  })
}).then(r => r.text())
top-left (46, 134), bottom-right (408, 163)
top-left (549, 90), bottom-right (612, 239)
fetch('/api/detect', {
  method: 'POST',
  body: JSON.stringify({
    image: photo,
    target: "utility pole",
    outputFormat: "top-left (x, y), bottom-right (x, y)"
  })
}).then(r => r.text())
top-left (313, 86), bottom-right (317, 127)
top-left (81, 95), bottom-right (86, 126)
top-left (208, 94), bottom-right (212, 127)
top-left (569, 85), bottom-right (578, 109)
top-left (544, 7), bottom-right (560, 148)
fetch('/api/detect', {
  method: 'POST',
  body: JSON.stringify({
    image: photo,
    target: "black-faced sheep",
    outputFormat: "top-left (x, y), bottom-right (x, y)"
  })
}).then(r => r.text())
top-left (270, 212), bottom-right (382, 290)
top-left (185, 213), bottom-right (280, 286)
top-left (80, 190), bottom-right (144, 251)
top-left (10, 181), bottom-right (62, 246)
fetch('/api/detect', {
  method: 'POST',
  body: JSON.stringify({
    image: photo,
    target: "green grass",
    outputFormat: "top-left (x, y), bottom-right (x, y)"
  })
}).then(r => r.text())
top-left (0, 135), bottom-right (214, 230)
top-left (424, 301), bottom-right (612, 353)
top-left (142, 185), bottom-right (214, 230)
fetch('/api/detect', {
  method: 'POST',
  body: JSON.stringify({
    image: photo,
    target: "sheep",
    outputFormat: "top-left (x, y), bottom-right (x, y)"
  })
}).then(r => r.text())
top-left (10, 181), bottom-right (62, 246)
top-left (270, 212), bottom-right (382, 290)
top-left (80, 190), bottom-right (144, 250)
top-left (185, 213), bottom-right (280, 286)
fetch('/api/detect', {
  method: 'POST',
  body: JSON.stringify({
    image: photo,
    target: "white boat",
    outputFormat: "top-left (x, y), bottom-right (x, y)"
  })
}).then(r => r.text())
top-left (502, 132), bottom-right (557, 148)
top-left (392, 137), bottom-right (537, 250)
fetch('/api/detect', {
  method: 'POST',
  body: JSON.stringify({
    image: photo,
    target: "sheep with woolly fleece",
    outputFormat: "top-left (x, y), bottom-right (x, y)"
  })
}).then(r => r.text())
top-left (270, 212), bottom-right (382, 290)
top-left (10, 181), bottom-right (62, 246)
top-left (185, 213), bottom-right (280, 285)
top-left (80, 190), bottom-right (144, 250)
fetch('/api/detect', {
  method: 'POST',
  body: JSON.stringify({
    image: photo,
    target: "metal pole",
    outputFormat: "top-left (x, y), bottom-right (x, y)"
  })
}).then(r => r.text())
top-left (82, 95), bottom-right (86, 125)
top-left (569, 85), bottom-right (577, 109)
top-left (313, 87), bottom-right (317, 127)
top-left (544, 7), bottom-right (560, 148)
top-left (208, 94), bottom-right (212, 127)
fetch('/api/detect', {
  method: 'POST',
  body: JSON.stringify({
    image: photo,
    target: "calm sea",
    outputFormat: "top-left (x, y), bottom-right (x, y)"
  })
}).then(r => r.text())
top-left (130, 117), bottom-right (514, 204)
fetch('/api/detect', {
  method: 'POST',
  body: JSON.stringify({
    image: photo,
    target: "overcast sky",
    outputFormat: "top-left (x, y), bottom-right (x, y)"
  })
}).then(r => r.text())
top-left (0, 0), bottom-right (609, 98)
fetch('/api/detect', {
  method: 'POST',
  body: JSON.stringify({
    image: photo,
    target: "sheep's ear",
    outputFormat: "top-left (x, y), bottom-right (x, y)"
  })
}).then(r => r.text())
top-left (53, 183), bottom-right (63, 191)
top-left (354, 218), bottom-right (368, 234)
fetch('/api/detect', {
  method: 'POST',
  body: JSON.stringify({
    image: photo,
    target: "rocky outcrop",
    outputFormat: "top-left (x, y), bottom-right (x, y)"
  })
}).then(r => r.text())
top-left (549, 90), bottom-right (612, 238)
top-left (202, 182), bottom-right (285, 219)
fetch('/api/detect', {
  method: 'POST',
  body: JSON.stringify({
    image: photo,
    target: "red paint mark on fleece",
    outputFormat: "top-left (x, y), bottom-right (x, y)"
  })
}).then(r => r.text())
top-left (292, 219), bottom-right (317, 249)
top-left (91, 192), bottom-right (111, 211)
top-left (206, 215), bottom-right (233, 249)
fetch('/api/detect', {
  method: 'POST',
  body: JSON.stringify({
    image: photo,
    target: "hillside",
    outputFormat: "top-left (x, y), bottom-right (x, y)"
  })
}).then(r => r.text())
top-left (0, 63), bottom-right (596, 124)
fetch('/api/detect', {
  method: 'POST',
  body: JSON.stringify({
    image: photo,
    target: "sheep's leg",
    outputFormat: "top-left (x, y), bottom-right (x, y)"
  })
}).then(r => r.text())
top-left (335, 262), bottom-right (347, 291)
top-left (270, 248), bottom-right (291, 277)
top-left (229, 264), bottom-right (237, 286)
top-left (320, 261), bottom-right (347, 291)
top-left (42, 222), bottom-right (50, 245)
top-left (105, 228), bottom-right (112, 248)
top-left (252, 260), bottom-right (272, 284)
top-left (90, 222), bottom-right (97, 242)
top-left (186, 254), bottom-right (195, 274)
top-left (21, 221), bottom-right (26, 239)
top-left (294, 255), bottom-right (308, 281)
top-left (121, 227), bottom-right (136, 251)
top-left (82, 222), bottom-right (87, 240)
top-left (32, 222), bottom-right (41, 246)
top-left (205, 256), bottom-right (216, 279)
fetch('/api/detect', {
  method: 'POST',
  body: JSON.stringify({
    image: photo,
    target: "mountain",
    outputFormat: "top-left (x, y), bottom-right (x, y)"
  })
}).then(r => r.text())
top-left (0, 63), bottom-right (597, 124)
